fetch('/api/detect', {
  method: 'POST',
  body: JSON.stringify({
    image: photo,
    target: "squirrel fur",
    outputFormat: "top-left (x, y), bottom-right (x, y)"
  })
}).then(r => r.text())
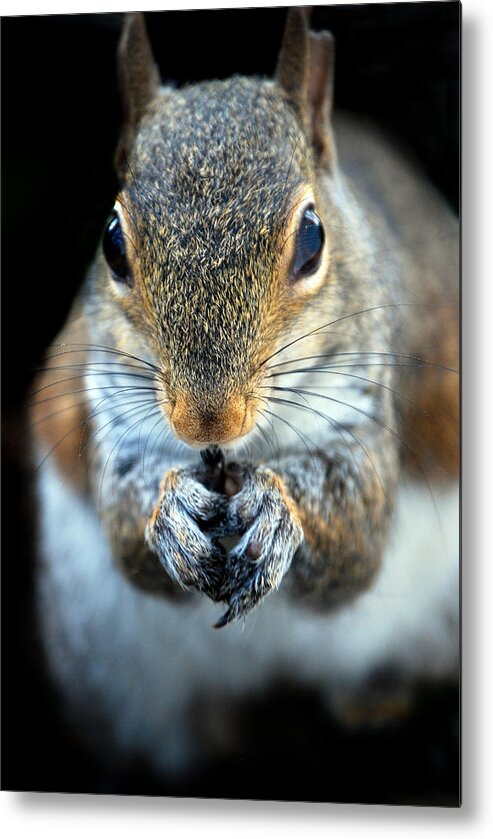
top-left (31, 10), bottom-right (459, 774)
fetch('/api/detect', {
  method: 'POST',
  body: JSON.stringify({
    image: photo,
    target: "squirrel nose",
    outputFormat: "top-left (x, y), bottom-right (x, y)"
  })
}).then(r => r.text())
top-left (170, 395), bottom-right (254, 447)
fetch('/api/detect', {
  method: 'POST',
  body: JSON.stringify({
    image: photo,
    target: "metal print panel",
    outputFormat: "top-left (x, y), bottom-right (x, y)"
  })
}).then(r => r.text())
top-left (1, 2), bottom-right (460, 805)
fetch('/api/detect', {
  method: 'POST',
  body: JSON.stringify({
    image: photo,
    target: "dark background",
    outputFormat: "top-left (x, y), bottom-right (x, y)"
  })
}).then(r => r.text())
top-left (1, 3), bottom-right (460, 803)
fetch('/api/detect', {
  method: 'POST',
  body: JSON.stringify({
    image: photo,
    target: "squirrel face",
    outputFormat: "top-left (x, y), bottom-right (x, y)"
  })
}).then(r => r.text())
top-left (96, 12), bottom-right (337, 448)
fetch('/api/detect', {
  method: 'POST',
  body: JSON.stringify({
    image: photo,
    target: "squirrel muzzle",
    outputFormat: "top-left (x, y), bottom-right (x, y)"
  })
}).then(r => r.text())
top-left (170, 394), bottom-right (255, 448)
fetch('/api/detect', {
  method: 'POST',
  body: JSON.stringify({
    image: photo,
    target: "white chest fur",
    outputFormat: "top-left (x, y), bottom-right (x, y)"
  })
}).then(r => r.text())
top-left (36, 457), bottom-right (459, 773)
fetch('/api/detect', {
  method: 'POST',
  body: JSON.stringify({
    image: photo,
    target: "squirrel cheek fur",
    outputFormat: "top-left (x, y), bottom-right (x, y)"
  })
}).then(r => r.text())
top-left (33, 10), bottom-right (458, 630)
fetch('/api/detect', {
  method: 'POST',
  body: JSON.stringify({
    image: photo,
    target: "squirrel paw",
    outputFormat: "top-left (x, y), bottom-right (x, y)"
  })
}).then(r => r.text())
top-left (215, 465), bottom-right (304, 627)
top-left (146, 467), bottom-right (228, 600)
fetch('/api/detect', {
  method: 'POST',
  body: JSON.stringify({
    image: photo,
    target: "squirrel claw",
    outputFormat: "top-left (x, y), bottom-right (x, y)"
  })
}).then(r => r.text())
top-left (213, 609), bottom-right (233, 630)
top-left (147, 466), bottom-right (228, 600)
top-left (214, 464), bottom-right (304, 624)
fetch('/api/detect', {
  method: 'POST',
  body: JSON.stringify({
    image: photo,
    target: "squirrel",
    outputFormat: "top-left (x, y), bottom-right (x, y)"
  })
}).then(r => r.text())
top-left (31, 9), bottom-right (459, 775)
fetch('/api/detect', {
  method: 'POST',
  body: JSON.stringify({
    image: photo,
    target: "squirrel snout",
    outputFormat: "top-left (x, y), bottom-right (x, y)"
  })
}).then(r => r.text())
top-left (169, 395), bottom-right (255, 447)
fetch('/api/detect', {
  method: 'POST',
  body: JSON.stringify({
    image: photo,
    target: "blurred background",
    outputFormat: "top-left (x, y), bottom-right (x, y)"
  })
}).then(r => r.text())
top-left (1, 3), bottom-right (460, 803)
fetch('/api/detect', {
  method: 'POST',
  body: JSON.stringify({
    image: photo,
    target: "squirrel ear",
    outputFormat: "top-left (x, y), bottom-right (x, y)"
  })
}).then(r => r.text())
top-left (275, 7), bottom-right (310, 104)
top-left (116, 13), bottom-right (160, 176)
top-left (307, 30), bottom-right (336, 167)
top-left (276, 8), bottom-right (336, 169)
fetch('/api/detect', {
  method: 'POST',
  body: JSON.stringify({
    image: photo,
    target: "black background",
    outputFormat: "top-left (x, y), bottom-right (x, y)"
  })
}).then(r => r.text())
top-left (1, 3), bottom-right (460, 803)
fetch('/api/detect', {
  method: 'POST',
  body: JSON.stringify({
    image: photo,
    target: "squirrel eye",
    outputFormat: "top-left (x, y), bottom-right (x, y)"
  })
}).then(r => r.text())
top-left (292, 208), bottom-right (325, 279)
top-left (102, 210), bottom-right (132, 284)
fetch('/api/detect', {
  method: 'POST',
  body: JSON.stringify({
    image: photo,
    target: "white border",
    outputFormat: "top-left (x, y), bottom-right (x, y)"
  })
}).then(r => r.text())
top-left (0, 0), bottom-right (456, 15)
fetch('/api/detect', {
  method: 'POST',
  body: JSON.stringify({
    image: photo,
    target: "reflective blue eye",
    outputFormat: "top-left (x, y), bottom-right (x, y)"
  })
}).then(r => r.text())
top-left (293, 208), bottom-right (325, 279)
top-left (103, 210), bottom-right (132, 283)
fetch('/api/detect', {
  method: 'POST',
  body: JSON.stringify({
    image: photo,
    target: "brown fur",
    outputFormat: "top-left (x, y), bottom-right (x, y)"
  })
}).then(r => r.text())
top-left (31, 306), bottom-right (91, 493)
top-left (400, 306), bottom-right (459, 479)
top-left (334, 114), bottom-right (459, 481)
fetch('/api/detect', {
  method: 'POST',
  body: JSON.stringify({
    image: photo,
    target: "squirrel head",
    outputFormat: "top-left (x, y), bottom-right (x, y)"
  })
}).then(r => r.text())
top-left (96, 9), bottom-right (339, 448)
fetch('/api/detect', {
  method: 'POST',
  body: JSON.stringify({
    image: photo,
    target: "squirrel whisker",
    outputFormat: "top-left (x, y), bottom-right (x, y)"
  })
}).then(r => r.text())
top-left (262, 370), bottom-right (426, 415)
top-left (267, 394), bottom-right (380, 495)
top-left (265, 350), bottom-right (458, 374)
